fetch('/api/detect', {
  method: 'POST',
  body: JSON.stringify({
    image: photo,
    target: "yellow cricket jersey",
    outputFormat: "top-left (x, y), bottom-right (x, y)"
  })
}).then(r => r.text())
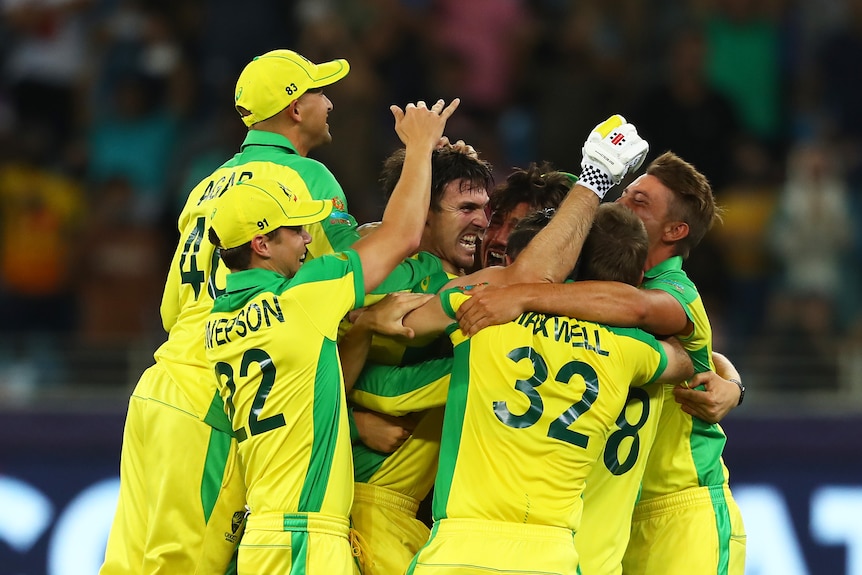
top-left (205, 251), bottom-right (364, 517)
top-left (432, 289), bottom-right (668, 530)
top-left (338, 252), bottom-right (452, 365)
top-left (638, 256), bottom-right (731, 500)
top-left (154, 130), bottom-right (359, 423)
top-left (350, 358), bottom-right (451, 499)
top-left (576, 257), bottom-right (732, 575)
top-left (347, 257), bottom-right (456, 498)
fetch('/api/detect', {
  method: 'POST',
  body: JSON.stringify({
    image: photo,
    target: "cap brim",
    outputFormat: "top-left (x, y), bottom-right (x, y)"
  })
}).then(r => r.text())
top-left (288, 200), bottom-right (333, 226)
top-left (309, 59), bottom-right (350, 89)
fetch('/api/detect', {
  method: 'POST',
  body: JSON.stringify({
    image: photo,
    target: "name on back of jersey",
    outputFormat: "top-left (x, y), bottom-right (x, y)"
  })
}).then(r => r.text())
top-left (206, 295), bottom-right (284, 349)
top-left (515, 312), bottom-right (610, 357)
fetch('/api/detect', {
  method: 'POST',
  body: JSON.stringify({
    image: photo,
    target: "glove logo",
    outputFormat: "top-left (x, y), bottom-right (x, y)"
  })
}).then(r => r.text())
top-left (611, 132), bottom-right (626, 146)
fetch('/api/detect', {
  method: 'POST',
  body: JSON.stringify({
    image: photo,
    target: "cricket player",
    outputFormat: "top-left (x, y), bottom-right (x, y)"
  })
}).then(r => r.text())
top-left (99, 48), bottom-right (357, 575)
top-left (204, 97), bottom-right (457, 575)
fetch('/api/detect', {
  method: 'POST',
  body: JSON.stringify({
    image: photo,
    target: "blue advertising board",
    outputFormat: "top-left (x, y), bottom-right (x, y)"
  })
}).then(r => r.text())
top-left (1, 410), bottom-right (860, 575)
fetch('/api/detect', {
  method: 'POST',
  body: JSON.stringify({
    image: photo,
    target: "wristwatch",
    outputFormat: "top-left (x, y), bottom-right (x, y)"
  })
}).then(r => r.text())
top-left (729, 378), bottom-right (745, 406)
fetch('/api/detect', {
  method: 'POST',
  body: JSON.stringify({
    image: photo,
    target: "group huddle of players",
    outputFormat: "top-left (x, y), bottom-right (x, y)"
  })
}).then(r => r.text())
top-left (98, 49), bottom-right (746, 575)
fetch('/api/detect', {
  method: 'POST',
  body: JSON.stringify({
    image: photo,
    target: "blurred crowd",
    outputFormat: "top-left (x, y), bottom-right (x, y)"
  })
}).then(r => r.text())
top-left (1, 0), bottom-right (861, 399)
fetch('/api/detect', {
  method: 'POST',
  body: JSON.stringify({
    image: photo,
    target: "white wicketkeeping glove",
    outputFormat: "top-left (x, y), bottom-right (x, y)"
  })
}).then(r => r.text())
top-left (579, 115), bottom-right (649, 199)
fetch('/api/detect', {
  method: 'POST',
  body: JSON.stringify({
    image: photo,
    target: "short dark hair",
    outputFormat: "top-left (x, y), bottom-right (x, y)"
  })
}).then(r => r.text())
top-left (208, 226), bottom-right (278, 271)
top-left (646, 151), bottom-right (722, 259)
top-left (379, 146), bottom-right (493, 210)
top-left (489, 162), bottom-right (573, 218)
top-left (577, 203), bottom-right (648, 286)
top-left (505, 208), bottom-right (556, 262)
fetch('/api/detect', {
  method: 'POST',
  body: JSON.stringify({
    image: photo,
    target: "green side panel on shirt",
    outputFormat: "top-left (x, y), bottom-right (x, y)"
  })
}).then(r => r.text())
top-left (203, 389), bottom-right (234, 434)
top-left (691, 417), bottom-right (729, 487)
top-left (218, 131), bottom-right (359, 251)
top-left (213, 250), bottom-right (362, 314)
top-left (298, 338), bottom-right (341, 512)
top-left (355, 357), bottom-right (453, 397)
top-left (431, 338), bottom-right (472, 521)
top-left (352, 442), bottom-right (390, 483)
top-left (372, 252), bottom-right (447, 295)
top-left (603, 326), bottom-right (667, 384)
top-left (201, 426), bottom-right (231, 523)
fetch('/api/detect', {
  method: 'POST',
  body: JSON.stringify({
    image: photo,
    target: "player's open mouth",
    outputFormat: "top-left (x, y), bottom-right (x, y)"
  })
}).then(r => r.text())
top-left (460, 234), bottom-right (478, 253)
top-left (485, 249), bottom-right (505, 267)
top-left (300, 252), bottom-right (308, 263)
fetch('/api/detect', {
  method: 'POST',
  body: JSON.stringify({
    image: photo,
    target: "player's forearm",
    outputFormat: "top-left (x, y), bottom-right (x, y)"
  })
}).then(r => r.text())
top-left (507, 185), bottom-right (599, 284)
top-left (712, 351), bottom-right (739, 381)
top-left (656, 338), bottom-right (694, 384)
top-left (338, 323), bottom-right (374, 393)
top-left (354, 144), bottom-right (433, 292)
top-left (402, 294), bottom-right (451, 340)
top-left (376, 143), bottom-right (433, 253)
top-left (508, 280), bottom-right (648, 326)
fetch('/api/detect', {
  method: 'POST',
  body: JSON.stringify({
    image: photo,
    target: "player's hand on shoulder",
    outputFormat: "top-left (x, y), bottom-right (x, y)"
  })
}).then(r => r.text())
top-left (456, 284), bottom-right (524, 337)
top-left (391, 98), bottom-right (461, 151)
top-left (673, 371), bottom-right (740, 424)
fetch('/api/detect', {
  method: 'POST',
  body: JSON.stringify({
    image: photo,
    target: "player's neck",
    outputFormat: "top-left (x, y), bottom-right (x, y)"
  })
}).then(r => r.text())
top-left (645, 244), bottom-right (677, 271)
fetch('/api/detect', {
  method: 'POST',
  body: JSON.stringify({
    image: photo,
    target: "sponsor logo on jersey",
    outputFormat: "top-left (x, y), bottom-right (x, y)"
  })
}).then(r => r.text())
top-left (331, 197), bottom-right (346, 212)
top-left (231, 510), bottom-right (245, 534)
top-left (329, 211), bottom-right (351, 225)
top-left (224, 509), bottom-right (247, 543)
top-left (657, 279), bottom-right (686, 293)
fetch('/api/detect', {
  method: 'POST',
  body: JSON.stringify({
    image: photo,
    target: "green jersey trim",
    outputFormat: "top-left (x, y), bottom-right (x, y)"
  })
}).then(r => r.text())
top-left (203, 389), bottom-right (235, 434)
top-left (354, 357), bottom-right (453, 399)
top-left (290, 529), bottom-right (309, 569)
top-left (431, 338), bottom-right (472, 521)
top-left (214, 268), bottom-right (290, 313)
top-left (642, 256), bottom-right (697, 322)
top-left (214, 249), bottom-right (364, 314)
top-left (604, 325), bottom-right (668, 384)
top-left (372, 251), bottom-right (448, 295)
top-left (352, 442), bottom-right (390, 483)
top-left (298, 338), bottom-right (341, 512)
top-left (710, 485), bottom-right (733, 574)
top-left (200, 426), bottom-right (232, 523)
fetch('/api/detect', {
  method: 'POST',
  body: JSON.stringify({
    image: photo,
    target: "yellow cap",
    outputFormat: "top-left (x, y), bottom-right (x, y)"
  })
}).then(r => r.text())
top-left (210, 179), bottom-right (333, 249)
top-left (234, 49), bottom-right (350, 126)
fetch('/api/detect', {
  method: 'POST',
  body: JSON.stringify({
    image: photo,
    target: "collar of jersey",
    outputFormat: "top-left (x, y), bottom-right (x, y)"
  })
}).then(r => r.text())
top-left (213, 268), bottom-right (291, 313)
top-left (240, 130), bottom-right (299, 154)
top-left (643, 255), bottom-right (683, 281)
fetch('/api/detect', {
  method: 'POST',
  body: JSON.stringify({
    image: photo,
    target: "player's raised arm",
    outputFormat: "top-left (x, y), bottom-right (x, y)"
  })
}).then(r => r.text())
top-left (444, 115), bottom-right (649, 289)
top-left (351, 98), bottom-right (459, 293)
top-left (505, 115), bottom-right (649, 284)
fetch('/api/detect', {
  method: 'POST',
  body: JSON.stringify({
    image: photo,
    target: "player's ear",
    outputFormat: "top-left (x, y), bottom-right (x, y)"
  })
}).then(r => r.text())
top-left (286, 98), bottom-right (302, 122)
top-left (250, 234), bottom-right (270, 257)
top-left (663, 221), bottom-right (689, 242)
